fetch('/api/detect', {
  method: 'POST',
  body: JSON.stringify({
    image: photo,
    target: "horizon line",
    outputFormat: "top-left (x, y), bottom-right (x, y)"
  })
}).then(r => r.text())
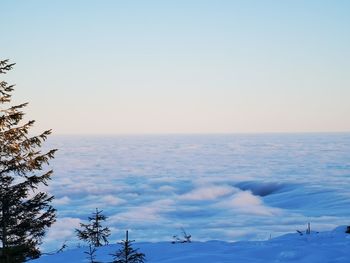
top-left (47, 131), bottom-right (350, 136)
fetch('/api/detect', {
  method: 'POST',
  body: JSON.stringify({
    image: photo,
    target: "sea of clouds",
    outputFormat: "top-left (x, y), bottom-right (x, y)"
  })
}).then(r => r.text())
top-left (41, 134), bottom-right (350, 251)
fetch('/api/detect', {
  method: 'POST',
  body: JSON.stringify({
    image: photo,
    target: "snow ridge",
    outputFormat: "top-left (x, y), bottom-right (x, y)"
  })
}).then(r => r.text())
top-left (32, 226), bottom-right (350, 263)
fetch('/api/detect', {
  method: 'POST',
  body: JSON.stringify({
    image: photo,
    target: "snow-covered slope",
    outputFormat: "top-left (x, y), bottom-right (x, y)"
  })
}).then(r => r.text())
top-left (32, 226), bottom-right (350, 263)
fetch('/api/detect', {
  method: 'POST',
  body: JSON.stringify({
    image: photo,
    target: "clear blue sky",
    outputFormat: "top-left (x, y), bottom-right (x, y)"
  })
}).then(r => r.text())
top-left (1, 0), bottom-right (350, 134)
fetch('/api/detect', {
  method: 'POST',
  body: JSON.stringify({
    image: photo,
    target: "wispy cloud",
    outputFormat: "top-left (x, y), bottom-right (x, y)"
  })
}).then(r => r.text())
top-left (53, 196), bottom-right (71, 205)
top-left (179, 185), bottom-right (236, 201)
top-left (109, 199), bottom-right (175, 224)
top-left (218, 191), bottom-right (281, 216)
top-left (100, 195), bottom-right (127, 205)
top-left (43, 217), bottom-right (82, 249)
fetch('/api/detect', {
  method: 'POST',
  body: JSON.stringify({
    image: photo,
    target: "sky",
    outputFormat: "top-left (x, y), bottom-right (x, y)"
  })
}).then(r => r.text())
top-left (1, 0), bottom-right (350, 134)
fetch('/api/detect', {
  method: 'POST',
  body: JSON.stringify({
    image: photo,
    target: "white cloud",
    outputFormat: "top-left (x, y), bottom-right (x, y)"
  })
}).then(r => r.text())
top-left (109, 199), bottom-right (175, 223)
top-left (219, 191), bottom-right (281, 216)
top-left (100, 195), bottom-right (126, 205)
top-left (158, 185), bottom-right (176, 192)
top-left (179, 185), bottom-right (236, 201)
top-left (44, 217), bottom-right (81, 243)
top-left (52, 181), bottom-right (129, 196)
top-left (53, 196), bottom-right (71, 205)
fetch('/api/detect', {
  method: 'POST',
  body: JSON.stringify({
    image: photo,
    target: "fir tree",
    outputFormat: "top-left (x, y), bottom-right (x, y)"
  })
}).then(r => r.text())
top-left (84, 244), bottom-right (100, 263)
top-left (76, 208), bottom-right (110, 247)
top-left (0, 59), bottom-right (57, 262)
top-left (111, 231), bottom-right (145, 263)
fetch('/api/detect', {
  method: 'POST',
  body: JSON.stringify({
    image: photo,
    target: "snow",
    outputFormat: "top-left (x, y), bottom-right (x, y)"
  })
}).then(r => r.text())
top-left (31, 226), bottom-right (350, 263)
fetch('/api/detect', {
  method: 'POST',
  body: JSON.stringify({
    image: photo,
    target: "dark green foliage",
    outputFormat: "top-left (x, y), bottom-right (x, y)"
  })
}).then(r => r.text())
top-left (111, 231), bottom-right (145, 263)
top-left (0, 59), bottom-right (57, 262)
top-left (76, 208), bottom-right (110, 247)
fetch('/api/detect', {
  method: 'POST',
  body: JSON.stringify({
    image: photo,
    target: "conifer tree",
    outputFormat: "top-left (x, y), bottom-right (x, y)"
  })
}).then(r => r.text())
top-left (84, 244), bottom-right (100, 263)
top-left (0, 59), bottom-right (57, 262)
top-left (111, 231), bottom-right (145, 263)
top-left (76, 208), bottom-right (110, 247)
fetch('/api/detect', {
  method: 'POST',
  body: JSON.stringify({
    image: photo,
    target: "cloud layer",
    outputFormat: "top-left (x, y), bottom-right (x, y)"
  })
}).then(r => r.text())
top-left (40, 134), bottom-right (350, 251)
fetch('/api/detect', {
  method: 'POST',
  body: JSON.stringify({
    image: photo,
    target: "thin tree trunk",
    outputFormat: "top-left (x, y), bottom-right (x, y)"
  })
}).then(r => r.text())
top-left (1, 202), bottom-right (9, 263)
top-left (125, 231), bottom-right (129, 263)
top-left (95, 208), bottom-right (99, 246)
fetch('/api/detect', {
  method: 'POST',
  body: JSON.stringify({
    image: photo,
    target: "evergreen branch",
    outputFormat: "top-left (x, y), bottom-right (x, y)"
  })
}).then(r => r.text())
top-left (0, 58), bottom-right (57, 262)
top-left (0, 59), bottom-right (15, 73)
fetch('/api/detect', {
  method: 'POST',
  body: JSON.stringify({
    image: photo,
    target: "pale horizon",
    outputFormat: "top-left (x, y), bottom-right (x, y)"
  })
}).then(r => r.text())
top-left (48, 131), bottom-right (350, 137)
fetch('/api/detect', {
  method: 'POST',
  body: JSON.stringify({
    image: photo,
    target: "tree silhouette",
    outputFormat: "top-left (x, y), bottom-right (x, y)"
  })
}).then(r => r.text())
top-left (76, 208), bottom-right (110, 247)
top-left (111, 230), bottom-right (145, 263)
top-left (172, 228), bottom-right (191, 244)
top-left (0, 59), bottom-right (57, 262)
top-left (84, 244), bottom-right (101, 263)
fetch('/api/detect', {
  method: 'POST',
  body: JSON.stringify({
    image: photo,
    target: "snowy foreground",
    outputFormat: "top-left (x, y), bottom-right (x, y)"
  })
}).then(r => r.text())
top-left (32, 226), bottom-right (350, 263)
